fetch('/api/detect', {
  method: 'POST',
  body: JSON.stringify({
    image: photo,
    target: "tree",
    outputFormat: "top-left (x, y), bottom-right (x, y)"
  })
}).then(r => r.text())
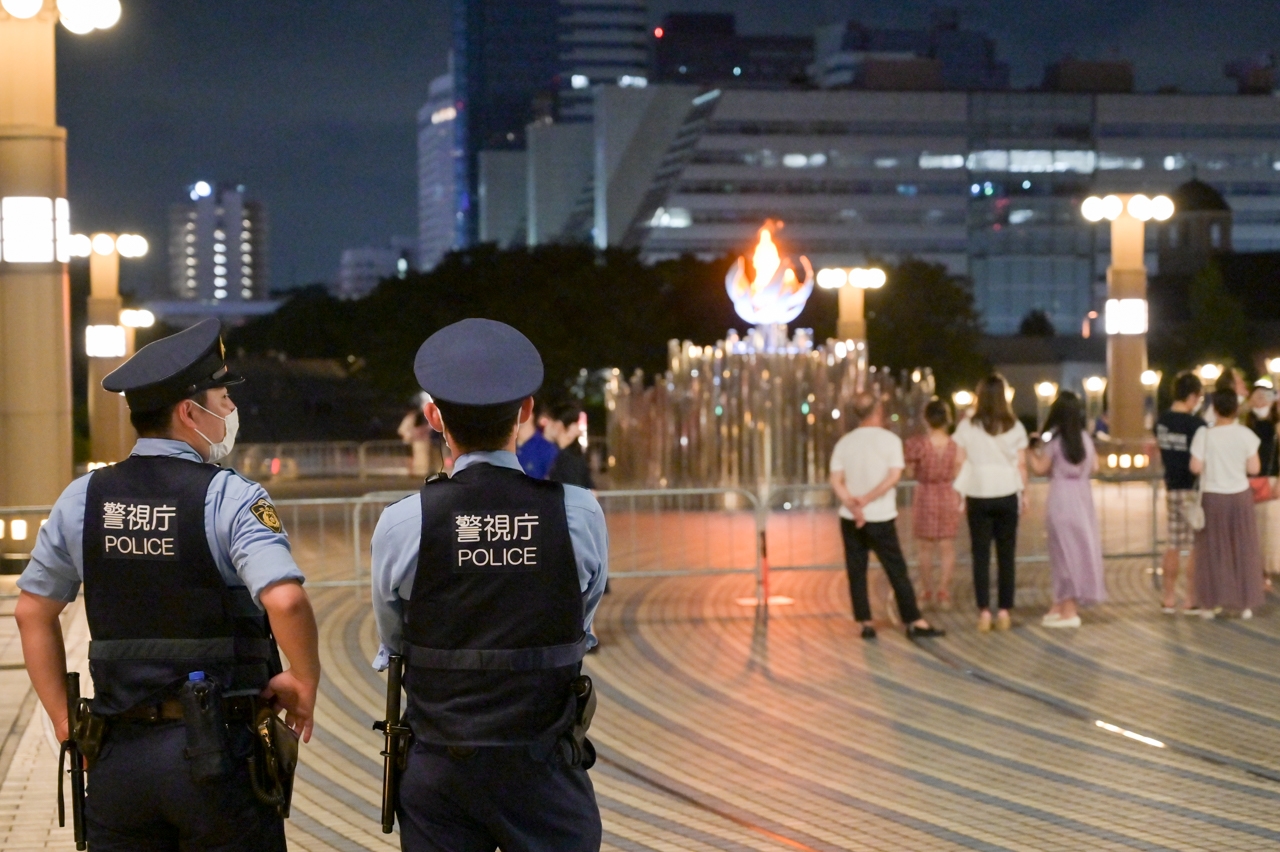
top-left (1185, 261), bottom-right (1251, 369)
top-left (1018, 309), bottom-right (1055, 337)
top-left (865, 259), bottom-right (987, 396)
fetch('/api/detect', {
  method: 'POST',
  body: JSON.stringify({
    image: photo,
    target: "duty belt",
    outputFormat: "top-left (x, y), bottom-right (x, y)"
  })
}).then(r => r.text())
top-left (117, 695), bottom-right (258, 723)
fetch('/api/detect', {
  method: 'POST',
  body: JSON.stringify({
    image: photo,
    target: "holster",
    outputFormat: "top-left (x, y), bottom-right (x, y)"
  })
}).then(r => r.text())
top-left (70, 699), bottom-right (106, 770)
top-left (557, 675), bottom-right (597, 769)
top-left (247, 702), bottom-right (300, 818)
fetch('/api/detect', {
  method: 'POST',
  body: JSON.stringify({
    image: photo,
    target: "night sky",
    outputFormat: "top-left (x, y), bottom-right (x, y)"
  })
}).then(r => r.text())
top-left (56, 0), bottom-right (1280, 297)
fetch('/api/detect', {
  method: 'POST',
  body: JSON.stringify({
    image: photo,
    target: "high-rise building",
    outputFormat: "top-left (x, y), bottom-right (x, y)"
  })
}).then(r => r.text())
top-left (418, 71), bottom-right (459, 269)
top-left (168, 181), bottom-right (267, 302)
top-left (557, 0), bottom-right (648, 122)
top-left (440, 0), bottom-right (648, 249)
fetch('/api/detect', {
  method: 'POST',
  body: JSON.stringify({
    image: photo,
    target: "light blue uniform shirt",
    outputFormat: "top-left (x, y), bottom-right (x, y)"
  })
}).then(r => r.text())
top-left (17, 438), bottom-right (305, 608)
top-left (370, 450), bottom-right (609, 670)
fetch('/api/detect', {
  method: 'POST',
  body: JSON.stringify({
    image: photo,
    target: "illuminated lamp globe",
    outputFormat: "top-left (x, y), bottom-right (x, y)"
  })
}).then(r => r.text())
top-left (1035, 381), bottom-right (1057, 399)
top-left (952, 390), bottom-right (975, 409)
top-left (91, 233), bottom-right (115, 255)
top-left (1081, 196), bottom-right (1105, 222)
top-left (1151, 195), bottom-right (1174, 222)
top-left (1084, 376), bottom-right (1106, 393)
top-left (57, 0), bottom-right (98, 33)
top-left (67, 233), bottom-right (93, 258)
top-left (1198, 363), bottom-right (1222, 381)
top-left (1, 0), bottom-right (44, 19)
top-left (1267, 356), bottom-right (1280, 374)
top-left (1127, 194), bottom-right (1153, 221)
top-left (193, 180), bottom-right (213, 198)
top-left (1101, 195), bottom-right (1124, 221)
top-left (116, 234), bottom-right (148, 258)
top-left (865, 267), bottom-right (887, 288)
top-left (92, 0), bottom-right (120, 28)
top-left (1140, 369), bottom-right (1159, 387)
top-left (816, 267), bottom-right (846, 289)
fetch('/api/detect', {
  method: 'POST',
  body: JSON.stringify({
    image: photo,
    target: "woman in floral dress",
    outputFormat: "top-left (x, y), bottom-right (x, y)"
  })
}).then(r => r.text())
top-left (905, 399), bottom-right (966, 608)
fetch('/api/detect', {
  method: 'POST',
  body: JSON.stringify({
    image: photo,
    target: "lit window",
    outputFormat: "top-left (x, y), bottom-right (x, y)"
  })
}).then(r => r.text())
top-left (214, 277), bottom-right (226, 286)
top-left (430, 105), bottom-right (457, 124)
top-left (873, 157), bottom-right (899, 168)
top-left (241, 253), bottom-right (251, 262)
top-left (214, 243), bottom-right (225, 251)
top-left (678, 65), bottom-right (687, 73)
top-left (213, 230), bottom-right (225, 240)
top-left (214, 266), bottom-right (226, 275)
top-left (733, 67), bottom-right (741, 76)
top-left (1098, 154), bottom-right (1144, 170)
top-left (648, 207), bottom-right (691, 228)
top-left (808, 153), bottom-right (827, 167)
top-left (186, 258), bottom-right (196, 266)
top-left (571, 74), bottom-right (589, 90)
top-left (241, 265), bottom-right (251, 274)
top-left (618, 75), bottom-right (647, 88)
top-left (241, 289), bottom-right (253, 298)
top-left (185, 234), bottom-right (195, 243)
top-left (1009, 209), bottom-right (1034, 224)
top-left (214, 289), bottom-right (227, 299)
top-left (782, 153), bottom-right (808, 168)
top-left (920, 153), bottom-right (965, 169)
top-left (241, 276), bottom-right (252, 285)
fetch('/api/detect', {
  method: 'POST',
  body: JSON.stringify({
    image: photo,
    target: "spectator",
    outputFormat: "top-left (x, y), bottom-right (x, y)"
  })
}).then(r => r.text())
top-left (548, 405), bottom-right (595, 490)
top-left (1245, 381), bottom-right (1280, 580)
top-left (904, 399), bottom-right (965, 610)
top-left (953, 374), bottom-right (1028, 633)
top-left (1028, 392), bottom-right (1106, 627)
top-left (1190, 389), bottom-right (1265, 618)
top-left (516, 399), bottom-right (560, 479)
top-left (830, 392), bottom-right (945, 641)
top-left (398, 400), bottom-right (435, 477)
top-left (1155, 372), bottom-right (1205, 613)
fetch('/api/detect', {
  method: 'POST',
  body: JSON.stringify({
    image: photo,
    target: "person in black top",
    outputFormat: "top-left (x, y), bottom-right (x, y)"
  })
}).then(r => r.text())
top-left (1154, 371), bottom-right (1206, 613)
top-left (547, 405), bottom-right (595, 490)
top-left (1245, 381), bottom-right (1279, 476)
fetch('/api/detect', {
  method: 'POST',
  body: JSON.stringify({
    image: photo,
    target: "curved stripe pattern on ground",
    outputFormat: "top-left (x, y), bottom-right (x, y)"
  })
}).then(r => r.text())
top-left (287, 550), bottom-right (1280, 852)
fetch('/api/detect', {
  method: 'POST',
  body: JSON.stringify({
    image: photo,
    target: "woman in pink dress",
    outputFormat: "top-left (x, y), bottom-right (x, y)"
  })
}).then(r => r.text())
top-left (1028, 391), bottom-right (1106, 627)
top-left (905, 399), bottom-right (965, 609)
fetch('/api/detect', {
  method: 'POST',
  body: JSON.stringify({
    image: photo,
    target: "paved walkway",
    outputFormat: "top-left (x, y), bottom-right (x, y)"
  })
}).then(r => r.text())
top-left (6, 554), bottom-right (1280, 850)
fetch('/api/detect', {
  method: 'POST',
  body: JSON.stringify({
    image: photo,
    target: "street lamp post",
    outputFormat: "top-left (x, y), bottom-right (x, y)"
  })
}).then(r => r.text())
top-left (1080, 193), bottom-right (1174, 442)
top-left (815, 266), bottom-right (887, 342)
top-left (0, 0), bottom-right (120, 504)
top-left (74, 231), bottom-right (149, 463)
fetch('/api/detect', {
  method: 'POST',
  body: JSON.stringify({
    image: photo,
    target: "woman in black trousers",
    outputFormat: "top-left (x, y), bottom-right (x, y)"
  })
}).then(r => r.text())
top-left (952, 374), bottom-right (1029, 632)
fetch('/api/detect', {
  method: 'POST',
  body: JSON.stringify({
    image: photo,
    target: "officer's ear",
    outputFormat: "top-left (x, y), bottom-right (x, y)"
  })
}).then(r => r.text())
top-left (518, 396), bottom-right (535, 425)
top-left (423, 401), bottom-right (446, 434)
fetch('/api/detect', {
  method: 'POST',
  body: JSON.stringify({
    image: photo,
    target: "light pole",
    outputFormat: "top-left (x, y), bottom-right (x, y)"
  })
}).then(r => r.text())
top-left (72, 231), bottom-right (149, 463)
top-left (1080, 192), bottom-right (1174, 442)
top-left (0, 0), bottom-right (120, 505)
top-left (815, 266), bottom-right (887, 342)
top-left (1034, 381), bottom-right (1058, 431)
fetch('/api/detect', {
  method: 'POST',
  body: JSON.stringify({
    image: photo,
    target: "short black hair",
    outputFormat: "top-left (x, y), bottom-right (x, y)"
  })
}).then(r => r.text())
top-left (923, 398), bottom-right (952, 430)
top-left (435, 400), bottom-right (523, 451)
top-left (552, 404), bottom-right (582, 428)
top-left (1172, 371), bottom-right (1202, 403)
top-left (1213, 388), bottom-right (1239, 418)
top-left (129, 390), bottom-right (208, 437)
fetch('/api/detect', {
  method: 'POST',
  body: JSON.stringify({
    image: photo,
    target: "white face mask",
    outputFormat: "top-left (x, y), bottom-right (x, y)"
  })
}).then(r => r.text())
top-left (1254, 406), bottom-right (1273, 419)
top-left (191, 401), bottom-right (240, 463)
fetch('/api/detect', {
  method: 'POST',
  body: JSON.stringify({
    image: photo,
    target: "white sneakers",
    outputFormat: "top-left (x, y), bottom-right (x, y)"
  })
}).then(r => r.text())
top-left (1042, 612), bottom-right (1082, 628)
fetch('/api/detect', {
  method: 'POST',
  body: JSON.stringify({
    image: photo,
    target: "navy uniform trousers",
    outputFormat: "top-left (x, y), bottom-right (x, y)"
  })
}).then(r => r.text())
top-left (397, 741), bottom-right (601, 852)
top-left (85, 721), bottom-right (285, 852)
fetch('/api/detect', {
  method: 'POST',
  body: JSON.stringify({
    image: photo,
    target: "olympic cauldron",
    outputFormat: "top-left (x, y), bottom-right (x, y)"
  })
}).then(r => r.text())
top-left (605, 223), bottom-right (934, 489)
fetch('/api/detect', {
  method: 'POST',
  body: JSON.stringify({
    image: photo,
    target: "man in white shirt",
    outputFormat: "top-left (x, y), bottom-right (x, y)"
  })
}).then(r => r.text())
top-left (830, 393), bottom-right (946, 641)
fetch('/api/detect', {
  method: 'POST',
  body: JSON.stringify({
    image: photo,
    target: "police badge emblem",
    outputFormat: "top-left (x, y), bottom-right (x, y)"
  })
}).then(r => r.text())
top-left (250, 498), bottom-right (283, 533)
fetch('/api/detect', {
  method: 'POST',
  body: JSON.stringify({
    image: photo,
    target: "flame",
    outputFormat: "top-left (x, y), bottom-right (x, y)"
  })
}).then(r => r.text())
top-left (726, 221), bottom-right (813, 325)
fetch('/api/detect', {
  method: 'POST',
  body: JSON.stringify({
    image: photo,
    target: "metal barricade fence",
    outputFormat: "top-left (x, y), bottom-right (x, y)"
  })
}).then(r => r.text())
top-left (1, 476), bottom-right (1165, 610)
top-left (224, 440), bottom-right (413, 481)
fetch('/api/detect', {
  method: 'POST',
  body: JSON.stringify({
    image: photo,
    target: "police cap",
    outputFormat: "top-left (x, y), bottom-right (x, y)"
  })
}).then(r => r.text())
top-left (414, 319), bottom-right (543, 409)
top-left (102, 318), bottom-right (244, 413)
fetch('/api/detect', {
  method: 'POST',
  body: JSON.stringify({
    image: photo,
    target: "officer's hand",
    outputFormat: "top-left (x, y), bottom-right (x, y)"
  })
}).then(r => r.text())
top-left (262, 670), bottom-right (317, 743)
top-left (54, 715), bottom-right (70, 744)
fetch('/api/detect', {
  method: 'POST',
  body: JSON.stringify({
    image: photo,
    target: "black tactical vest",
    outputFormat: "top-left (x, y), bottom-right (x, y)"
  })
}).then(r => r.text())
top-left (403, 463), bottom-right (586, 746)
top-left (82, 455), bottom-right (281, 715)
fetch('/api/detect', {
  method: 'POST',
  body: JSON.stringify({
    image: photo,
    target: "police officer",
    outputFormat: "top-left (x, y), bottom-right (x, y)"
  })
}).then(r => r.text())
top-left (14, 319), bottom-right (321, 851)
top-left (371, 318), bottom-right (608, 852)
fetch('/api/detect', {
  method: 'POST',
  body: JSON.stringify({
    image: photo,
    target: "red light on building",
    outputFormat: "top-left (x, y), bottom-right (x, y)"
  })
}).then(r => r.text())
top-left (653, 26), bottom-right (663, 38)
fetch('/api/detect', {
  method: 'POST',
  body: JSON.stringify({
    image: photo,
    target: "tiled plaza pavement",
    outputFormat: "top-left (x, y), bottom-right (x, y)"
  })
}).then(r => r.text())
top-left (6, 536), bottom-right (1280, 849)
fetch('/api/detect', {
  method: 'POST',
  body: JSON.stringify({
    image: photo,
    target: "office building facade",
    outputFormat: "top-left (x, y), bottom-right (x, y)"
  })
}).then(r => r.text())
top-left (168, 182), bottom-right (267, 302)
top-left (334, 238), bottom-right (417, 300)
top-left (578, 86), bottom-right (1280, 334)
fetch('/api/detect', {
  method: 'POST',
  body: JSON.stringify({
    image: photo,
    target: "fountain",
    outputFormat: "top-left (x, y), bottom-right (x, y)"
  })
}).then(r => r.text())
top-left (606, 223), bottom-right (935, 489)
